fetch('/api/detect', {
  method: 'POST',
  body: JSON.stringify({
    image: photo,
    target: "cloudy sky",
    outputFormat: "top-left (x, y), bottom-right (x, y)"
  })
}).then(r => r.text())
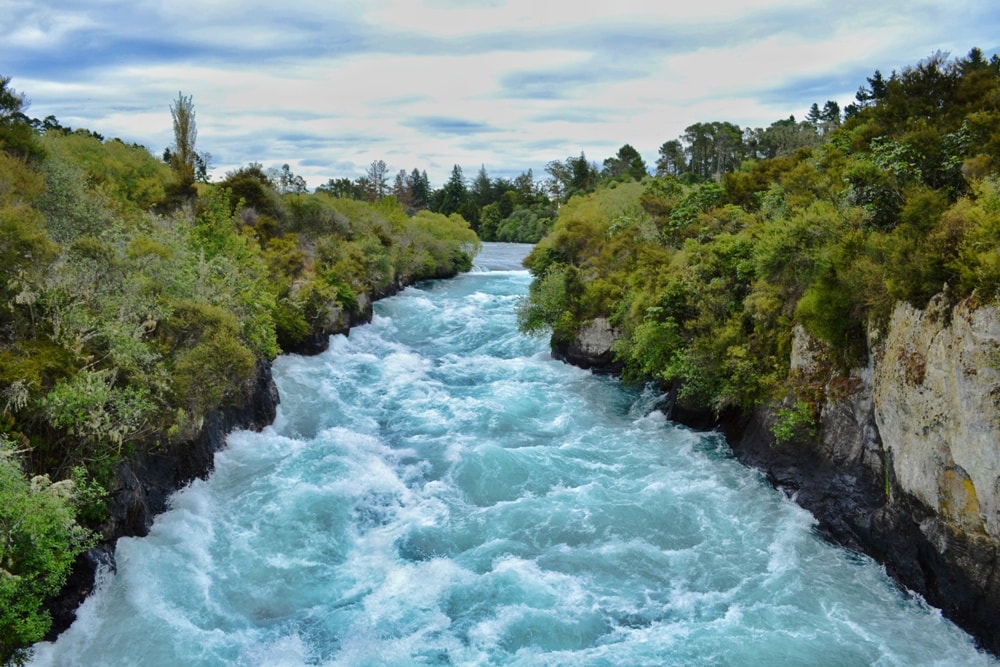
top-left (3, 1), bottom-right (999, 189)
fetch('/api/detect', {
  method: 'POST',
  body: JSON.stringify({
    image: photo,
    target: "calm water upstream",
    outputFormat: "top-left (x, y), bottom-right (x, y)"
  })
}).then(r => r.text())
top-left (32, 243), bottom-right (996, 666)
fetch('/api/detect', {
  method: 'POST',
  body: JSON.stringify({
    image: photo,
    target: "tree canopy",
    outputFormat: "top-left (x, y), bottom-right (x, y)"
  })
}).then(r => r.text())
top-left (520, 48), bottom-right (1000, 426)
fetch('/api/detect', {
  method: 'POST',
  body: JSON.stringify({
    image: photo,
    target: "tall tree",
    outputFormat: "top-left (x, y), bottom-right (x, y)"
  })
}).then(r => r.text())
top-left (602, 144), bottom-right (649, 181)
top-left (545, 152), bottom-right (600, 202)
top-left (751, 116), bottom-right (817, 159)
top-left (682, 122), bottom-right (745, 180)
top-left (569, 153), bottom-right (599, 194)
top-left (393, 169), bottom-right (413, 211)
top-left (166, 92), bottom-right (198, 203)
top-left (0, 75), bottom-right (27, 122)
top-left (513, 169), bottom-right (539, 203)
top-left (434, 164), bottom-right (469, 216)
top-left (806, 103), bottom-right (823, 126)
top-left (365, 159), bottom-right (389, 201)
top-left (656, 139), bottom-right (687, 177)
top-left (264, 163), bottom-right (306, 194)
top-left (410, 168), bottom-right (431, 211)
top-left (471, 165), bottom-right (493, 207)
top-left (0, 75), bottom-right (43, 159)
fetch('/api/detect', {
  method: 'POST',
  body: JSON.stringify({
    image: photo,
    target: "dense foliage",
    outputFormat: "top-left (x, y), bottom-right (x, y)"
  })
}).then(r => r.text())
top-left (0, 77), bottom-right (478, 662)
top-left (520, 50), bottom-right (1000, 424)
top-left (0, 440), bottom-right (94, 667)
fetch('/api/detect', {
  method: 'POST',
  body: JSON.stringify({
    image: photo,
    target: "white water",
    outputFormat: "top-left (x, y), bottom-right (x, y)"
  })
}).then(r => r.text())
top-left (32, 243), bottom-right (996, 666)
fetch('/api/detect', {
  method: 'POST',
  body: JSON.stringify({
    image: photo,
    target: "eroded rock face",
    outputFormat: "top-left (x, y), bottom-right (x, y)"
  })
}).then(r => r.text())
top-left (720, 305), bottom-right (1000, 656)
top-left (873, 295), bottom-right (1000, 539)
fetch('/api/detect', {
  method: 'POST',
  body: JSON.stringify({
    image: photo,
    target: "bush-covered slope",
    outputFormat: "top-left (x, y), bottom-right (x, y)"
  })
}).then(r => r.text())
top-left (521, 50), bottom-right (1000, 424)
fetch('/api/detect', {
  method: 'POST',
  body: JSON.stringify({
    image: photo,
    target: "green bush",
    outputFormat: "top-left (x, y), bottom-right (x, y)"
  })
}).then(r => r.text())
top-left (0, 441), bottom-right (93, 666)
top-left (772, 401), bottom-right (817, 444)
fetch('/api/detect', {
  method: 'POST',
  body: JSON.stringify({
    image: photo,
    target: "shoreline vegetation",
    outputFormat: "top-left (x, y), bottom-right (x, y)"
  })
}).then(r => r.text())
top-left (1, 46), bottom-right (999, 662)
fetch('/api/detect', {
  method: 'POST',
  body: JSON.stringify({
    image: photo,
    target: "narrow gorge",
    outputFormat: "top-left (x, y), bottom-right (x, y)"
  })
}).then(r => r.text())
top-left (32, 245), bottom-right (996, 666)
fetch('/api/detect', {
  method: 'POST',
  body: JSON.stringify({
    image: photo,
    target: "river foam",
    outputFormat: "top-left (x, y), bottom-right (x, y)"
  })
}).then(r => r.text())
top-left (32, 243), bottom-right (996, 666)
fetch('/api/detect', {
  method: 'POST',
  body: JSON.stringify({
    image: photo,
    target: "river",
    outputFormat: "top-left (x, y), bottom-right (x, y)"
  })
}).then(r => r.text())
top-left (31, 243), bottom-right (995, 665)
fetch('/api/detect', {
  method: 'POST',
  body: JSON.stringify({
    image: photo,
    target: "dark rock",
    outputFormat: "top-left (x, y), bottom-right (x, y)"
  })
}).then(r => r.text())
top-left (44, 545), bottom-right (114, 641)
top-left (551, 317), bottom-right (623, 374)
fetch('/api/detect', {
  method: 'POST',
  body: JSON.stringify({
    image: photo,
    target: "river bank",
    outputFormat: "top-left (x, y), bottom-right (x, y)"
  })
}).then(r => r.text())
top-left (553, 301), bottom-right (1000, 657)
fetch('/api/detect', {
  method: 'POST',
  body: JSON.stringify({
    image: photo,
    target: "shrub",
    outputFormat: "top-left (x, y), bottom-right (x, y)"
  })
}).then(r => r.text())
top-left (0, 440), bottom-right (93, 665)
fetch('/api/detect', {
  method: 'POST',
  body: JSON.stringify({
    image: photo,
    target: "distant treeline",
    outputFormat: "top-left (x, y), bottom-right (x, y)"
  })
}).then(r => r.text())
top-left (312, 62), bottom-right (916, 245)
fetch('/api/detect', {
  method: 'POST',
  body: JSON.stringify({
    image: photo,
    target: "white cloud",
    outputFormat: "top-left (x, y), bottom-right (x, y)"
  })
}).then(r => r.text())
top-left (3, 0), bottom-right (998, 188)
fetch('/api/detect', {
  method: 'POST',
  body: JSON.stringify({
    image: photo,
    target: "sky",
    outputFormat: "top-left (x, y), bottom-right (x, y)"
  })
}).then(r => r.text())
top-left (3, 1), bottom-right (999, 189)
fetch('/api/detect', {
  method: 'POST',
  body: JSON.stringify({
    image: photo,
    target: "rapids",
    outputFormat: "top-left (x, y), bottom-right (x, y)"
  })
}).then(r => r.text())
top-left (31, 243), bottom-right (995, 666)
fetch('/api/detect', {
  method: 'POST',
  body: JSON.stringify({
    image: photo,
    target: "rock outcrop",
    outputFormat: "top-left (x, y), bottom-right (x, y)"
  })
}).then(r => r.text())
top-left (874, 294), bottom-right (1000, 539)
top-left (727, 297), bottom-right (1000, 655)
top-left (551, 317), bottom-right (623, 374)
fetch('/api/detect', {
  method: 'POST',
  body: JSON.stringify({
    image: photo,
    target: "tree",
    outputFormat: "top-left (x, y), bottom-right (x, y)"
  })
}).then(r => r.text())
top-left (0, 75), bottom-right (43, 160)
top-left (0, 76), bottom-right (27, 123)
top-left (602, 143), bottom-right (648, 181)
top-left (868, 69), bottom-right (889, 101)
top-left (392, 169), bottom-right (414, 212)
top-left (270, 163), bottom-right (307, 194)
top-left (750, 116), bottom-right (818, 159)
top-left (410, 169), bottom-right (431, 210)
top-left (682, 122), bottom-right (745, 180)
top-left (807, 101), bottom-right (842, 135)
top-left (806, 103), bottom-right (823, 126)
top-left (513, 169), bottom-right (538, 202)
top-left (472, 165), bottom-right (493, 207)
top-left (166, 92), bottom-right (198, 204)
top-left (656, 139), bottom-right (686, 177)
top-left (821, 101), bottom-right (841, 123)
top-left (317, 177), bottom-right (364, 199)
top-left (433, 164), bottom-right (468, 216)
top-left (546, 152), bottom-right (600, 202)
top-left (569, 153), bottom-right (599, 194)
top-left (365, 159), bottom-right (389, 201)
top-left (218, 162), bottom-right (282, 217)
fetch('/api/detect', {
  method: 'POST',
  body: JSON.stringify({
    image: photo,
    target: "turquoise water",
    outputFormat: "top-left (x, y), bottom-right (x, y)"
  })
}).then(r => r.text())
top-left (32, 243), bottom-right (995, 666)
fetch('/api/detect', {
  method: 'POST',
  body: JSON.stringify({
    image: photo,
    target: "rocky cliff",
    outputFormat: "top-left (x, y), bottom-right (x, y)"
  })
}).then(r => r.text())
top-left (866, 294), bottom-right (1000, 653)
top-left (735, 296), bottom-right (1000, 656)
top-left (559, 303), bottom-right (1000, 655)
